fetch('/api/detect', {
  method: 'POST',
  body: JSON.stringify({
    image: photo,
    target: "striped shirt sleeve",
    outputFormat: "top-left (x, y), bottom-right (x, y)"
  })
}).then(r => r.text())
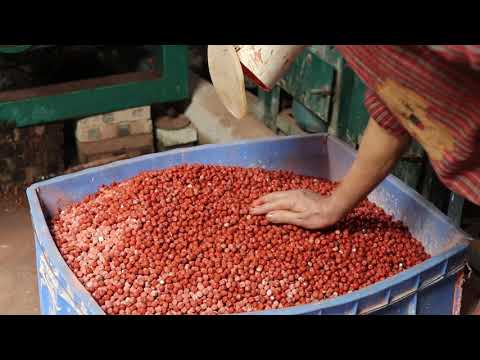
top-left (364, 88), bottom-right (408, 137)
top-left (427, 45), bottom-right (480, 70)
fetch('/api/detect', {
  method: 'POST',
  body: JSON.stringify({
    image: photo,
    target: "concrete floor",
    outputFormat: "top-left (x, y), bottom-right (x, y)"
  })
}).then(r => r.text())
top-left (0, 201), bottom-right (40, 315)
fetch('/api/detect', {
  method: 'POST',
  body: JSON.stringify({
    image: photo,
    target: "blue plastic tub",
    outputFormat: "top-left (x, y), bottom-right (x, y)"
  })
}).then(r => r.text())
top-left (26, 134), bottom-right (472, 315)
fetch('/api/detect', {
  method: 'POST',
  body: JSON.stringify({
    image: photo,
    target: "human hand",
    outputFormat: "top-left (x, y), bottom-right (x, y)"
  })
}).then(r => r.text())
top-left (250, 189), bottom-right (346, 230)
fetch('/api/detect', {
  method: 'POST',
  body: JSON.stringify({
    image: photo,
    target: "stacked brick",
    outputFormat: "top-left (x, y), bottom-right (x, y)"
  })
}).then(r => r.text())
top-left (0, 122), bottom-right (64, 190)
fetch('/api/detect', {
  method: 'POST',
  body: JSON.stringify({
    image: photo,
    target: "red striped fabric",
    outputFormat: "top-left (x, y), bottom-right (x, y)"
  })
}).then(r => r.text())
top-left (336, 45), bottom-right (480, 205)
top-left (428, 45), bottom-right (480, 70)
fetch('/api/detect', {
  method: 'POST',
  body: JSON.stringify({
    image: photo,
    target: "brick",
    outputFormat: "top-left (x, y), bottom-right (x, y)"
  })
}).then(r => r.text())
top-left (0, 173), bottom-right (12, 183)
top-left (155, 124), bottom-right (198, 150)
top-left (0, 122), bottom-right (64, 187)
top-left (77, 134), bottom-right (154, 164)
top-left (25, 166), bottom-right (42, 184)
top-left (0, 142), bottom-right (15, 157)
top-left (76, 107), bottom-right (152, 143)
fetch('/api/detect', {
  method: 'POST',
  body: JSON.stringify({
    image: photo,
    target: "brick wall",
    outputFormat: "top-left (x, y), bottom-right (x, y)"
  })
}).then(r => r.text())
top-left (0, 123), bottom-right (64, 191)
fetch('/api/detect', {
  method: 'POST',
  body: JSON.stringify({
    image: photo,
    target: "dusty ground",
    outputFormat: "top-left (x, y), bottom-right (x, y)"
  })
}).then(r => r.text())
top-left (0, 191), bottom-right (40, 315)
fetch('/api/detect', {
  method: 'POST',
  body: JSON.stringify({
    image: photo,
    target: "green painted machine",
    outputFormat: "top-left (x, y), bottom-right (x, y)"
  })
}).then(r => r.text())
top-left (255, 45), bottom-right (465, 223)
top-left (0, 45), bottom-right (189, 127)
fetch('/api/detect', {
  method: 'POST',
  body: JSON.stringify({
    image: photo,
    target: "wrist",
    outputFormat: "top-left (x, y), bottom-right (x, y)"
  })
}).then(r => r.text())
top-left (326, 190), bottom-right (354, 221)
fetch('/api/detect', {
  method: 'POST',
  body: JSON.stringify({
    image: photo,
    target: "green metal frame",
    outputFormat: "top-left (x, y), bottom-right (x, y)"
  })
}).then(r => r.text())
top-left (0, 45), bottom-right (32, 54)
top-left (0, 45), bottom-right (189, 127)
top-left (257, 87), bottom-right (280, 131)
top-left (278, 47), bottom-right (335, 123)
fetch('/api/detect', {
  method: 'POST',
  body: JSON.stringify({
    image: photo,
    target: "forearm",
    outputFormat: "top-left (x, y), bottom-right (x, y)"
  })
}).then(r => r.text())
top-left (330, 119), bottom-right (411, 215)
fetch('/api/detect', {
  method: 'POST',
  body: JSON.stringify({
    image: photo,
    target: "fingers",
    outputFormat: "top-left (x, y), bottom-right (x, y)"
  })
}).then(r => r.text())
top-left (252, 191), bottom-right (287, 206)
top-left (250, 191), bottom-right (295, 214)
top-left (266, 210), bottom-right (303, 226)
top-left (250, 198), bottom-right (266, 208)
top-left (267, 211), bottom-right (332, 230)
top-left (250, 199), bottom-right (293, 215)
